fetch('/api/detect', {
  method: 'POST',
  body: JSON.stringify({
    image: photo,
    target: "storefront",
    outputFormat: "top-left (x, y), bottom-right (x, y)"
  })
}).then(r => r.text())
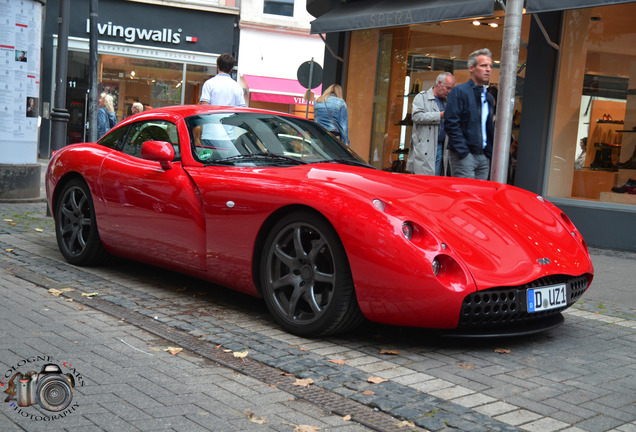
top-left (40, 0), bottom-right (238, 156)
top-left (308, 0), bottom-right (636, 251)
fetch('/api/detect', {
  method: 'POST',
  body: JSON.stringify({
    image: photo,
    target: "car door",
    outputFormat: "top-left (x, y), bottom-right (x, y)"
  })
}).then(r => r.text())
top-left (98, 119), bottom-right (205, 270)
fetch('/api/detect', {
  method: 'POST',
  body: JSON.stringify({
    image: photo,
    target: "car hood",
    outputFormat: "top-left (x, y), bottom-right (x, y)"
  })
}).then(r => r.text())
top-left (307, 165), bottom-right (592, 289)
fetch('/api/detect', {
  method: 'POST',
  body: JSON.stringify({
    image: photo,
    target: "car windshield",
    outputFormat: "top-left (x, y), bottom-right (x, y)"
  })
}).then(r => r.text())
top-left (185, 112), bottom-right (368, 167)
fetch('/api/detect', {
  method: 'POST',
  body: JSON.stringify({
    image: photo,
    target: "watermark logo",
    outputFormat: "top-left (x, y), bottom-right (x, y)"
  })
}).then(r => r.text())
top-left (2, 356), bottom-right (84, 421)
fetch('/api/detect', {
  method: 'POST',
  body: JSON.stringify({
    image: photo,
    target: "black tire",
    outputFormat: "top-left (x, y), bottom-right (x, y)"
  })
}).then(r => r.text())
top-left (55, 178), bottom-right (107, 266)
top-left (260, 211), bottom-right (363, 337)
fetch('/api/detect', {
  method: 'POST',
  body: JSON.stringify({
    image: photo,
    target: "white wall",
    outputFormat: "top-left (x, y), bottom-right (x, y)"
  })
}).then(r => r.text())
top-left (237, 27), bottom-right (324, 79)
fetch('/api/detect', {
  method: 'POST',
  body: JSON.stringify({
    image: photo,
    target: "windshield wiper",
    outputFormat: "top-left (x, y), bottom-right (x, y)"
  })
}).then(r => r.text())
top-left (205, 153), bottom-right (307, 166)
top-left (323, 159), bottom-right (373, 168)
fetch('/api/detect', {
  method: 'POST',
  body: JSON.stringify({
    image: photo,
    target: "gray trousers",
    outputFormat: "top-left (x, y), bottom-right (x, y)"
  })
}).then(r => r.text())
top-left (449, 152), bottom-right (490, 180)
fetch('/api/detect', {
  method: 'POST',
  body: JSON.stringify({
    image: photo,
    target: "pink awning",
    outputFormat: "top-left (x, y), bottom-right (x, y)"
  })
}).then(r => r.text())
top-left (243, 74), bottom-right (321, 105)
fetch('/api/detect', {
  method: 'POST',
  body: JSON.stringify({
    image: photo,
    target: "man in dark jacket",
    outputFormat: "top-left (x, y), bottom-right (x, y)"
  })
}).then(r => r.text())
top-left (444, 48), bottom-right (495, 179)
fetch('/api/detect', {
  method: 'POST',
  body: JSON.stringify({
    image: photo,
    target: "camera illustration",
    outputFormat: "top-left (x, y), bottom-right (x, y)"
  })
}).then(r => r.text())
top-left (11, 364), bottom-right (75, 412)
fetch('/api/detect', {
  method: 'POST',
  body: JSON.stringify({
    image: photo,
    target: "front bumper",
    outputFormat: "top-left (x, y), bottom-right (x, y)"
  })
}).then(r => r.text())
top-left (447, 274), bottom-right (590, 337)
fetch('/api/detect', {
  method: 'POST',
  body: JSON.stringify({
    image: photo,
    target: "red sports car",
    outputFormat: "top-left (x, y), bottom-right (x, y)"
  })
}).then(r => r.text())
top-left (46, 105), bottom-right (593, 337)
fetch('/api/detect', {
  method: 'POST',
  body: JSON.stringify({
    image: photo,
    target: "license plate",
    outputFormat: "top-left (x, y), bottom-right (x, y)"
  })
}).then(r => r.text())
top-left (527, 284), bottom-right (567, 312)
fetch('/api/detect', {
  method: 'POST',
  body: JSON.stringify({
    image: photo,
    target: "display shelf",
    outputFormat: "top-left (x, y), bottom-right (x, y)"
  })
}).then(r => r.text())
top-left (600, 191), bottom-right (636, 205)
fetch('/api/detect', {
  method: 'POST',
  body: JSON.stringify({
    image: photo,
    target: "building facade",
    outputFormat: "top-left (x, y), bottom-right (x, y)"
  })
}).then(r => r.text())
top-left (40, 0), bottom-right (239, 156)
top-left (237, 0), bottom-right (325, 118)
top-left (307, 0), bottom-right (636, 252)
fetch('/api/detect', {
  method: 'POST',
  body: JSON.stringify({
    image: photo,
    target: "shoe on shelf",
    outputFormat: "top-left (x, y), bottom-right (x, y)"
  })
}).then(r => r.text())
top-left (611, 178), bottom-right (636, 194)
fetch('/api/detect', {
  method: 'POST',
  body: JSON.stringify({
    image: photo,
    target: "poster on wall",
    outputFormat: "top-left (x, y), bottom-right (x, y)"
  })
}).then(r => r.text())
top-left (0, 0), bottom-right (42, 164)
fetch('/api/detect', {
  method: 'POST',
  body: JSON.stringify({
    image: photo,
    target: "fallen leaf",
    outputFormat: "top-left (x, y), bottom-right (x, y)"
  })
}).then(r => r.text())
top-left (362, 390), bottom-right (375, 395)
top-left (233, 350), bottom-right (248, 359)
top-left (342, 415), bottom-right (351, 421)
top-left (379, 349), bottom-right (399, 355)
top-left (293, 378), bottom-right (314, 387)
top-left (367, 377), bottom-right (387, 384)
top-left (458, 362), bottom-right (474, 369)
top-left (165, 347), bottom-right (183, 355)
top-left (280, 371), bottom-right (294, 376)
top-left (3, 219), bottom-right (13, 222)
top-left (82, 292), bottom-right (99, 297)
top-left (48, 289), bottom-right (64, 296)
top-left (299, 347), bottom-right (307, 351)
top-left (293, 425), bottom-right (321, 432)
top-left (64, 299), bottom-right (74, 302)
top-left (5, 249), bottom-right (13, 252)
top-left (329, 359), bottom-right (346, 365)
top-left (494, 348), bottom-right (511, 354)
top-left (35, 228), bottom-right (43, 232)
top-left (9, 223), bottom-right (16, 226)
top-left (78, 306), bottom-right (84, 310)
top-left (396, 420), bottom-right (416, 428)
top-left (246, 411), bottom-right (266, 424)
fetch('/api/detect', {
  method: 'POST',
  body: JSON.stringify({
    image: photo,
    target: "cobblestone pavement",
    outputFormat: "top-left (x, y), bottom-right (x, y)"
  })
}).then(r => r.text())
top-left (0, 201), bottom-right (634, 432)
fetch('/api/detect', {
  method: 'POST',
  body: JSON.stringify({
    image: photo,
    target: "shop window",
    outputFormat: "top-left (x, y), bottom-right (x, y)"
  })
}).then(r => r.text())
top-left (548, 3), bottom-right (636, 208)
top-left (351, 15), bottom-right (528, 175)
top-left (264, 0), bottom-right (294, 17)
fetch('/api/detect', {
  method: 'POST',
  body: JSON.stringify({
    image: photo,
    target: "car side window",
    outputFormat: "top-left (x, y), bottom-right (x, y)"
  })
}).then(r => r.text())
top-left (98, 125), bottom-right (128, 149)
top-left (122, 120), bottom-right (180, 160)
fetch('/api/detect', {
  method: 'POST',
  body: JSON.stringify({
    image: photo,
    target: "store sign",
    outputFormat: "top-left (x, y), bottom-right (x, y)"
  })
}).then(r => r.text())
top-left (85, 20), bottom-right (184, 45)
top-left (369, 9), bottom-right (414, 27)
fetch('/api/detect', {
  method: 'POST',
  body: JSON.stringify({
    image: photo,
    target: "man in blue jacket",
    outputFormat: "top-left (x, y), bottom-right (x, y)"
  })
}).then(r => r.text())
top-left (444, 48), bottom-right (495, 179)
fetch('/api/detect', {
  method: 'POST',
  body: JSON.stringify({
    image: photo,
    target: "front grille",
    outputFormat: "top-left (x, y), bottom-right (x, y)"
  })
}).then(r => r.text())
top-left (458, 274), bottom-right (589, 328)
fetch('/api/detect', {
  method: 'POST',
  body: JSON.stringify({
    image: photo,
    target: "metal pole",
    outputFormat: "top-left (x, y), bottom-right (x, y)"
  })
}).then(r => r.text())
top-left (50, 0), bottom-right (71, 152)
top-left (490, 0), bottom-right (524, 183)
top-left (305, 58), bottom-right (315, 119)
top-left (88, 0), bottom-right (99, 142)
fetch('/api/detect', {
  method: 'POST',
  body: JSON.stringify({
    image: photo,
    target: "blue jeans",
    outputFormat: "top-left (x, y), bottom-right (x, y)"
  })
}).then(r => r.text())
top-left (435, 142), bottom-right (443, 176)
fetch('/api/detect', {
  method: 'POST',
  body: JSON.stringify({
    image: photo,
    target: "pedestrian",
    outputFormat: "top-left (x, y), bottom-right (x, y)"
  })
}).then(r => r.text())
top-left (444, 48), bottom-right (495, 180)
top-left (97, 92), bottom-right (117, 138)
top-left (314, 84), bottom-right (349, 145)
top-left (407, 72), bottom-right (455, 176)
top-left (131, 102), bottom-right (144, 115)
top-left (199, 53), bottom-right (246, 107)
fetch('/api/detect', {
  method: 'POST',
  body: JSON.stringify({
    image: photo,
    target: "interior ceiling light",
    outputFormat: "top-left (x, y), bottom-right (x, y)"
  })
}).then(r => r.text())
top-left (489, 22), bottom-right (499, 27)
top-left (472, 20), bottom-right (481, 26)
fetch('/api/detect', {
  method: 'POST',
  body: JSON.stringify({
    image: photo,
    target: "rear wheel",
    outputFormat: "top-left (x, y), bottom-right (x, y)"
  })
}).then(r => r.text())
top-left (55, 178), bottom-right (107, 265)
top-left (260, 211), bottom-right (363, 337)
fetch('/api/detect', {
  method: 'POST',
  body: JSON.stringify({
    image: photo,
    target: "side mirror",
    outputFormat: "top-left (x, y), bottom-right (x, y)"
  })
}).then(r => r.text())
top-left (141, 140), bottom-right (175, 170)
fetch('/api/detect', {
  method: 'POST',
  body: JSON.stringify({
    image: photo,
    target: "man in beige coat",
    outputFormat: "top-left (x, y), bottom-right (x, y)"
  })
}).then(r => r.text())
top-left (406, 72), bottom-right (455, 175)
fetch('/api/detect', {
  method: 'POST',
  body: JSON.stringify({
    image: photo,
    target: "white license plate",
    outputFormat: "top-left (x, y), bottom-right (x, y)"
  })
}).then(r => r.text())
top-left (527, 284), bottom-right (567, 312)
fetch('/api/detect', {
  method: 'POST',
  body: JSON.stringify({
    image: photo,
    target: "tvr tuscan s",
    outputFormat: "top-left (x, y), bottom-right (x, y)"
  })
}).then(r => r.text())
top-left (46, 105), bottom-right (593, 337)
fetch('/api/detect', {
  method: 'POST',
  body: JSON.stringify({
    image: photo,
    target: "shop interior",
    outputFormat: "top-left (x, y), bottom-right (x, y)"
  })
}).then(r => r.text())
top-left (549, 3), bottom-right (636, 207)
top-left (66, 51), bottom-right (215, 144)
top-left (345, 11), bottom-right (529, 178)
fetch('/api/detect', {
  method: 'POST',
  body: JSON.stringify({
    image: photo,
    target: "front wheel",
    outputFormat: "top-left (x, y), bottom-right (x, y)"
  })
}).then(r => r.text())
top-left (55, 178), bottom-right (107, 266)
top-left (260, 211), bottom-right (363, 337)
